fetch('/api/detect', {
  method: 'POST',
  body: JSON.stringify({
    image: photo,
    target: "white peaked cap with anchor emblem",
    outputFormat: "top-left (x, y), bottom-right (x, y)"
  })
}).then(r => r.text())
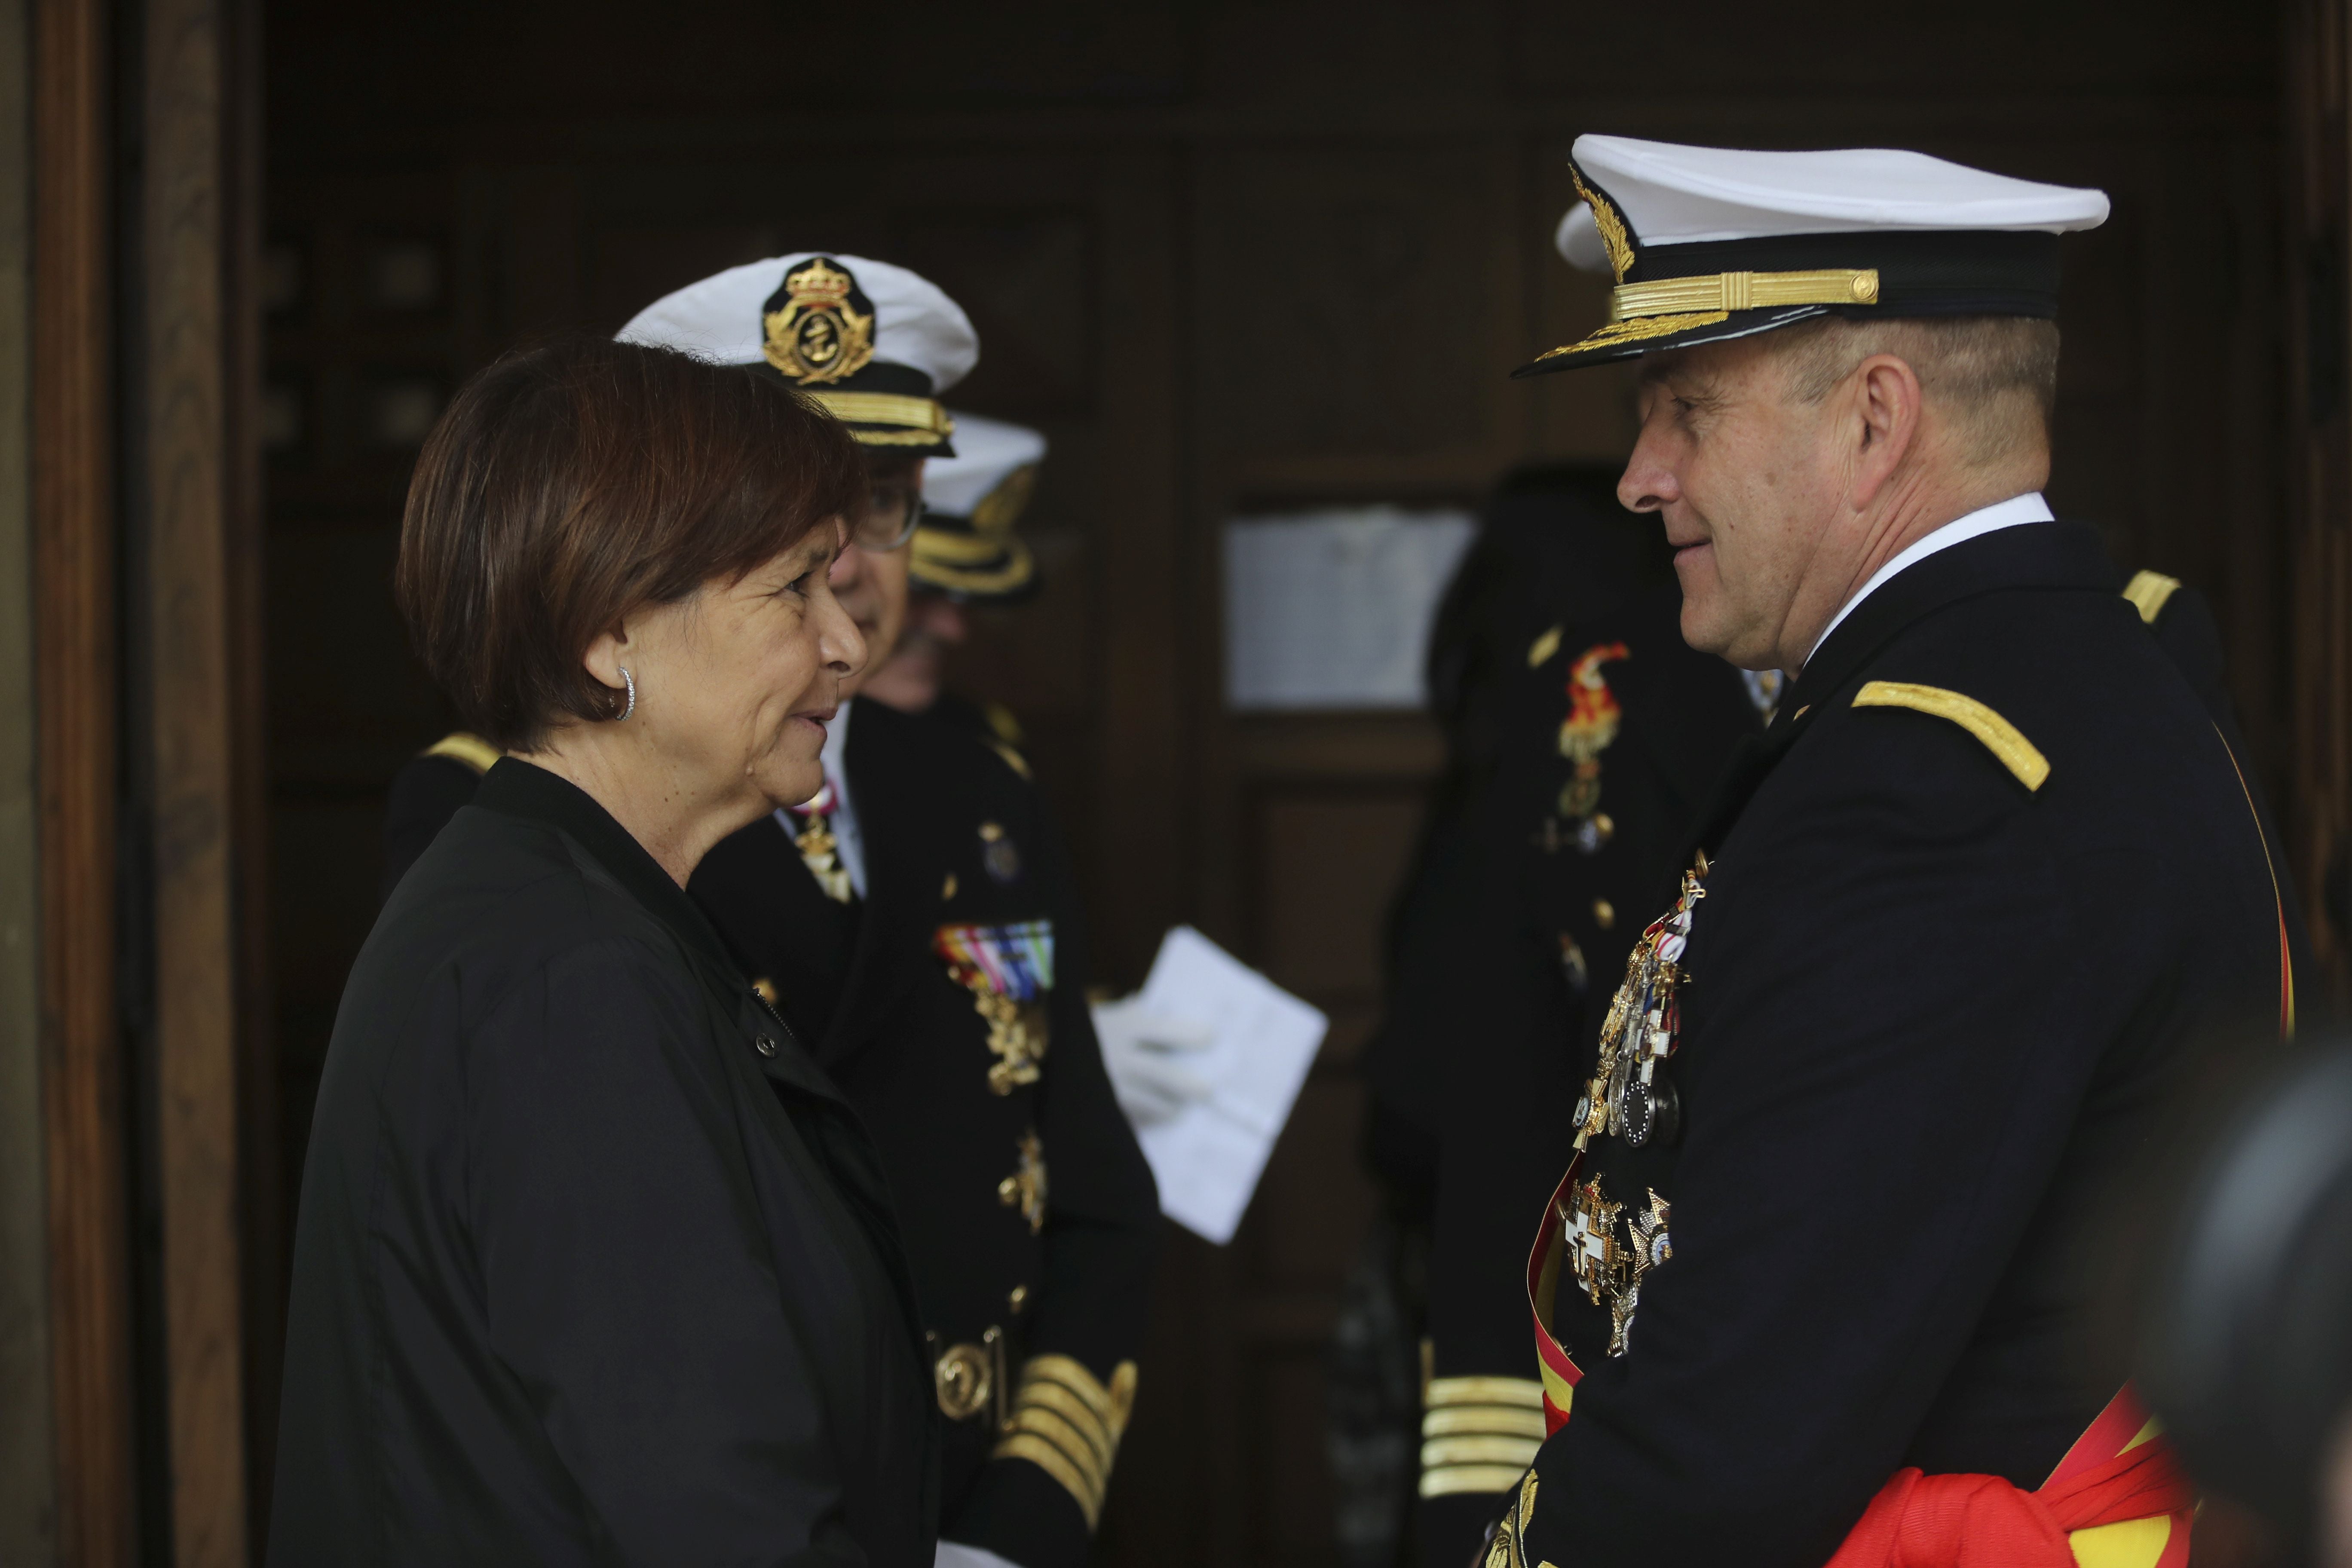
top-left (619, 253), bottom-right (979, 392)
top-left (619, 253), bottom-right (978, 453)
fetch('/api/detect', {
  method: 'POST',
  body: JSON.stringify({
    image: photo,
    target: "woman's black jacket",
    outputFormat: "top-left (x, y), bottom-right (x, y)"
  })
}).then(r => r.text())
top-left (270, 759), bottom-right (938, 1565)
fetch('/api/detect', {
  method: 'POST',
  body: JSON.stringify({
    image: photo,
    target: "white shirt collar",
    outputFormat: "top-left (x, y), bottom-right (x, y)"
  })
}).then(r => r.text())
top-left (1803, 491), bottom-right (2053, 667)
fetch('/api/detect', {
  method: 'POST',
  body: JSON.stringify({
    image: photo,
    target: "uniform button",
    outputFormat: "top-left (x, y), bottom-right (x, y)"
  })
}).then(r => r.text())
top-left (754, 1035), bottom-right (779, 1058)
top-left (1593, 898), bottom-right (1617, 929)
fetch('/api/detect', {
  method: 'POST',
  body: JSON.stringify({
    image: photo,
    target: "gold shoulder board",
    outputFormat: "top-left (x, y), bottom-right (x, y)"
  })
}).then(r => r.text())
top-left (423, 731), bottom-right (501, 775)
top-left (1851, 681), bottom-right (2049, 792)
top-left (2121, 569), bottom-right (2181, 625)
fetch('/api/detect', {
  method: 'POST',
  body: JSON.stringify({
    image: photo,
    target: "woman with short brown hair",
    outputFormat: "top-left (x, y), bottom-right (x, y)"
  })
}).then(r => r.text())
top-left (271, 336), bottom-right (937, 1566)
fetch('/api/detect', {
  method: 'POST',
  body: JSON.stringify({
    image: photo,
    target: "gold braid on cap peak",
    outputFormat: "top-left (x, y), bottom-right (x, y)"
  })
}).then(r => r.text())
top-left (992, 1354), bottom-right (1139, 1529)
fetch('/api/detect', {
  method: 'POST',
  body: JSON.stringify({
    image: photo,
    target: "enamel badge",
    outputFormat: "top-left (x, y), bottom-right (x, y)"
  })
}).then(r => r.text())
top-left (934, 920), bottom-right (1056, 1093)
top-left (762, 256), bottom-right (876, 385)
top-left (1556, 641), bottom-right (1629, 822)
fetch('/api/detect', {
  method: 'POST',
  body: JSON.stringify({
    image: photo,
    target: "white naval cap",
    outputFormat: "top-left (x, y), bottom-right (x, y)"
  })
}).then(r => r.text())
top-left (911, 411), bottom-right (1048, 601)
top-left (1525, 135), bottom-right (2109, 375)
top-left (922, 412), bottom-right (1047, 519)
top-left (617, 253), bottom-right (977, 454)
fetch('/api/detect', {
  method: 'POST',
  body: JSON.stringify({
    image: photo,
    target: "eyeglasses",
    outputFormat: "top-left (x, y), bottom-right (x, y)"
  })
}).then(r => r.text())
top-left (851, 481), bottom-right (925, 553)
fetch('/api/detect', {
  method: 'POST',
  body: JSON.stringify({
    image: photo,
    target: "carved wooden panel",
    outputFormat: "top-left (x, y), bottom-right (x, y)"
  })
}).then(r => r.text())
top-left (894, 209), bottom-right (1094, 419)
top-left (1508, 0), bottom-right (2274, 95)
top-left (1194, 145), bottom-right (1522, 484)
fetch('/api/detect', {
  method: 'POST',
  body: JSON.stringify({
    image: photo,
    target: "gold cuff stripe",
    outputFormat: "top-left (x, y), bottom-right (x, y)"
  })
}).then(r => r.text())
top-left (1425, 1375), bottom-right (1545, 1411)
top-left (1020, 1354), bottom-right (1134, 1433)
top-left (1418, 1463), bottom-right (1531, 1498)
top-left (1011, 1383), bottom-right (1115, 1473)
top-left (1609, 268), bottom-right (1879, 322)
top-left (1421, 1435), bottom-right (1541, 1470)
top-left (1852, 680), bottom-right (2050, 791)
top-left (805, 390), bottom-right (952, 434)
top-left (996, 1431), bottom-right (1106, 1528)
top-left (990, 1356), bottom-right (1137, 1530)
top-left (2122, 570), bottom-right (2182, 625)
top-left (1421, 1406), bottom-right (1549, 1440)
top-left (423, 732), bottom-right (501, 775)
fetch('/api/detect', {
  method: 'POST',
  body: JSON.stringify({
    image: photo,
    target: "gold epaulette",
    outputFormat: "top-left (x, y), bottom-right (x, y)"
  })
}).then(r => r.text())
top-left (992, 1354), bottom-right (1138, 1529)
top-left (1418, 1375), bottom-right (1545, 1498)
top-left (2121, 569), bottom-right (2182, 625)
top-left (423, 731), bottom-right (501, 775)
top-left (1851, 680), bottom-right (2049, 792)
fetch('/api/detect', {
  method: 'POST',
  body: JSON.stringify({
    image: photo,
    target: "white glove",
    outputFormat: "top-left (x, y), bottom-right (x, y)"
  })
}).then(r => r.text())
top-left (935, 1544), bottom-right (1023, 1568)
top-left (1090, 995), bottom-right (1216, 1127)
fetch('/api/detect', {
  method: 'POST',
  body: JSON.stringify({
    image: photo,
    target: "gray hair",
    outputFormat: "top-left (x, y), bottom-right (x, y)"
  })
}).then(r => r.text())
top-left (1770, 314), bottom-right (2060, 471)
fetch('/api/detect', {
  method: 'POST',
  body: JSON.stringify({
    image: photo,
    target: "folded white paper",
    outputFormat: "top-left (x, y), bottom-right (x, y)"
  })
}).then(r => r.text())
top-left (1130, 925), bottom-right (1329, 1244)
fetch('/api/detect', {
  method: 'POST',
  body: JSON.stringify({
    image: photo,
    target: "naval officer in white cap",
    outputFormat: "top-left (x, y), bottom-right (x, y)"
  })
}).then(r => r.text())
top-left (380, 257), bottom-right (1160, 1568)
top-left (859, 408), bottom-right (1050, 727)
top-left (1476, 138), bottom-right (2289, 1568)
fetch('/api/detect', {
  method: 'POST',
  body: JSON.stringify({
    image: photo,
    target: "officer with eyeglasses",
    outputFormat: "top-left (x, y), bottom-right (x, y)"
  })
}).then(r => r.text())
top-left (380, 255), bottom-right (1160, 1568)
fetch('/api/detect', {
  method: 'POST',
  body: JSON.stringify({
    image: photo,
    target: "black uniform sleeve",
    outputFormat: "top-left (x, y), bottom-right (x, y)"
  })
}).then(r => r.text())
top-left (2146, 586), bottom-right (2315, 1008)
top-left (382, 753), bottom-right (487, 901)
top-left (469, 935), bottom-right (867, 1566)
top-left (946, 784), bottom-right (1161, 1568)
top-left (1412, 811), bottom-right (1581, 1566)
top-left (1519, 716), bottom-right (2095, 1568)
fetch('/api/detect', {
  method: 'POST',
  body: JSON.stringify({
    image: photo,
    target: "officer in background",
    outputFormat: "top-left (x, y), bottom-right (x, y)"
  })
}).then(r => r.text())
top-left (382, 255), bottom-right (1160, 1568)
top-left (1480, 136), bottom-right (2287, 1568)
top-left (857, 410), bottom-right (1221, 1135)
top-left (1329, 466), bottom-right (1770, 1568)
top-left (859, 409), bottom-right (1045, 760)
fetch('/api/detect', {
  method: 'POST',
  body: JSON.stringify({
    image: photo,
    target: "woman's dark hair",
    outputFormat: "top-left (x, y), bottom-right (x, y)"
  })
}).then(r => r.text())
top-left (396, 335), bottom-right (864, 750)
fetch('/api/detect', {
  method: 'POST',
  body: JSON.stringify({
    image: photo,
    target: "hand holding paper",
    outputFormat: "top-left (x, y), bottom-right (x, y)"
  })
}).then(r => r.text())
top-left (1119, 926), bottom-right (1328, 1245)
top-left (1090, 996), bottom-right (1216, 1126)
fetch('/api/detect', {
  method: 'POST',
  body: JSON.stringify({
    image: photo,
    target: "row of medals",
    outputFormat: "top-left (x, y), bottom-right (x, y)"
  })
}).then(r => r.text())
top-left (1563, 856), bottom-right (1706, 1357)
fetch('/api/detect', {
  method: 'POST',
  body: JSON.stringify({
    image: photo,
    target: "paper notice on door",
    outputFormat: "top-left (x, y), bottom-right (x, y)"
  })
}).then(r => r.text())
top-left (1130, 925), bottom-right (1329, 1245)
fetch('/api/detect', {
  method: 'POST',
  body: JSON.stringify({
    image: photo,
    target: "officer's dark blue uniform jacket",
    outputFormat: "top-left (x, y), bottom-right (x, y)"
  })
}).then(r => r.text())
top-left (1517, 522), bottom-right (2285, 1567)
top-left (689, 699), bottom-right (1158, 1568)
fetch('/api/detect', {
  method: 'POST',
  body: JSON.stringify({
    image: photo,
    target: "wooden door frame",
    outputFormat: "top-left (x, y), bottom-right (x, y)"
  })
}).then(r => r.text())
top-left (32, 0), bottom-right (138, 1560)
top-left (29, 0), bottom-right (264, 1559)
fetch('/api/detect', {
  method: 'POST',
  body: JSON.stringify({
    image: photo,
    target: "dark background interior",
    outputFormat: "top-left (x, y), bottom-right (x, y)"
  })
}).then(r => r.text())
top-left (253, 3), bottom-right (2291, 1561)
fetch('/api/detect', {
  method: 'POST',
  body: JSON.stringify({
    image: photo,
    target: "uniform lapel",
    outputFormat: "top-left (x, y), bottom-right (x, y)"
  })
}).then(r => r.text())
top-left (818, 701), bottom-right (915, 1067)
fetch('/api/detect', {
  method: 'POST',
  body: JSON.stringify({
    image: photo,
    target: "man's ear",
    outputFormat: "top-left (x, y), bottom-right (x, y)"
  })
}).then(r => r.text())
top-left (1848, 353), bottom-right (1923, 508)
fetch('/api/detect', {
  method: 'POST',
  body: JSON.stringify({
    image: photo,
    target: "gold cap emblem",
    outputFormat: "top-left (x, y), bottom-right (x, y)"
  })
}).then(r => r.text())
top-left (762, 257), bottom-right (876, 386)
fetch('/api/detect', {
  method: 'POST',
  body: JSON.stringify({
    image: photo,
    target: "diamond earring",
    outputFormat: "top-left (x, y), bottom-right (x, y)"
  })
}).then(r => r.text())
top-left (619, 668), bottom-right (636, 721)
